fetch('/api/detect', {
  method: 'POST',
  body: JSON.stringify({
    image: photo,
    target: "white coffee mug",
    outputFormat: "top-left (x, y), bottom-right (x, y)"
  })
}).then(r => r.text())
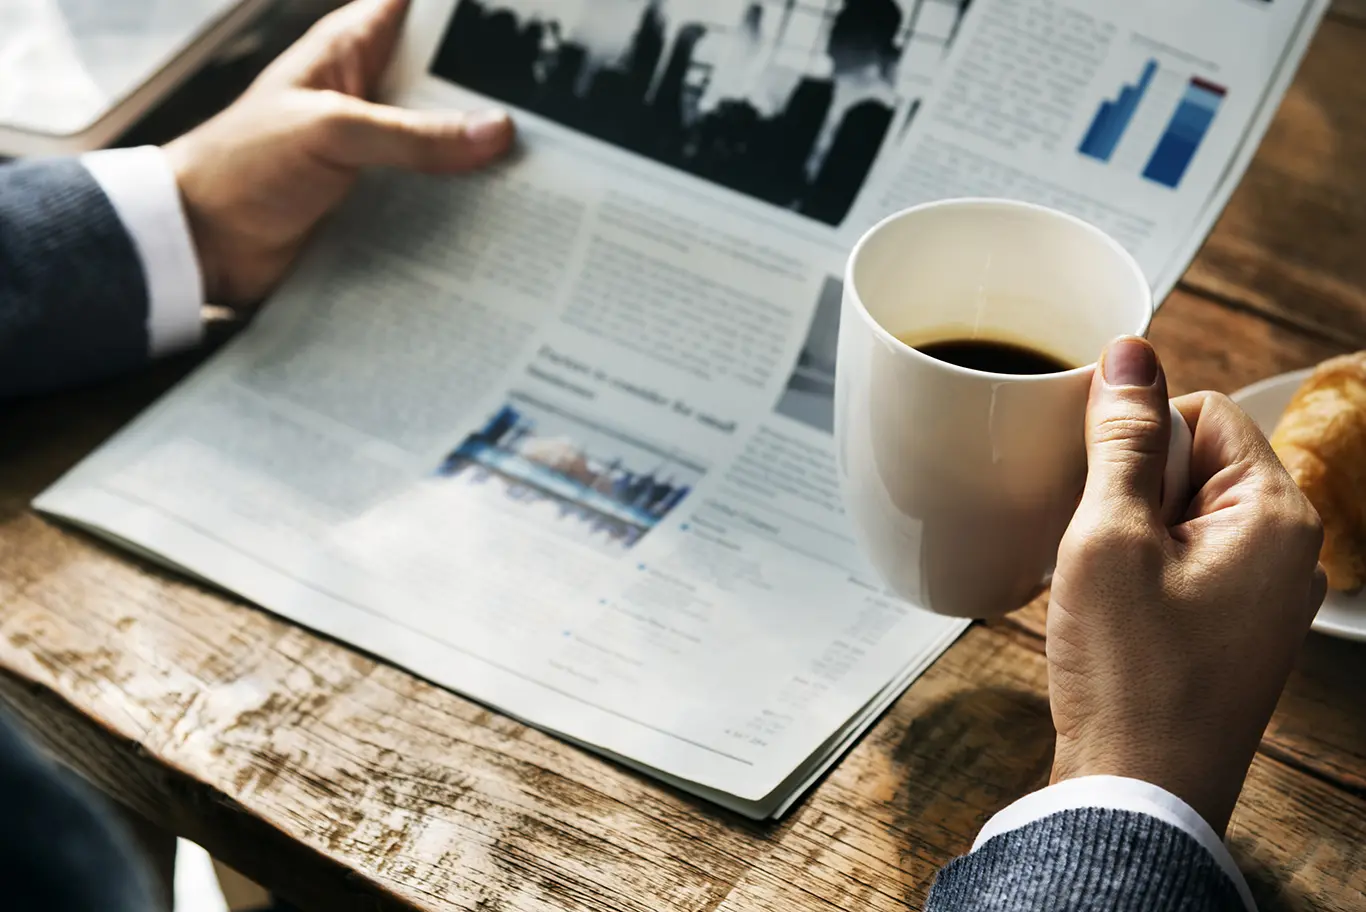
top-left (835, 199), bottom-right (1190, 618)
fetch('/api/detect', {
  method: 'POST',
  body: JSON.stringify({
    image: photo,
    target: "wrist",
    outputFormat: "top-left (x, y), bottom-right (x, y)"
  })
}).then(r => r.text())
top-left (164, 136), bottom-right (227, 306)
top-left (1050, 736), bottom-right (1246, 836)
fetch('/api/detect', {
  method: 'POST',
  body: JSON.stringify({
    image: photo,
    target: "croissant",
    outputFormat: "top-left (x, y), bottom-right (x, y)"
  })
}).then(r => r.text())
top-left (1269, 351), bottom-right (1366, 592)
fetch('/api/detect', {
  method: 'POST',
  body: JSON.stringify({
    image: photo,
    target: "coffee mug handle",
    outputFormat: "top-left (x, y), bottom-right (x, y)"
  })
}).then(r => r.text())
top-left (1161, 400), bottom-right (1194, 525)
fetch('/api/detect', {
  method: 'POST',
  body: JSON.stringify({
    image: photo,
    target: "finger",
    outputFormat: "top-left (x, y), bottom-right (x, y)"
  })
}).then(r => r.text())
top-left (265, 0), bottom-right (410, 93)
top-left (1170, 391), bottom-right (1323, 584)
top-left (1170, 391), bottom-right (1284, 504)
top-left (1077, 336), bottom-right (1171, 524)
top-left (340, 0), bottom-right (410, 92)
top-left (319, 96), bottom-right (514, 172)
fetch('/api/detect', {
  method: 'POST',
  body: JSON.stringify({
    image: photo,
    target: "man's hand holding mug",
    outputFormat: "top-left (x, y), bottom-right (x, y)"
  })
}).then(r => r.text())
top-left (833, 199), bottom-right (1325, 833)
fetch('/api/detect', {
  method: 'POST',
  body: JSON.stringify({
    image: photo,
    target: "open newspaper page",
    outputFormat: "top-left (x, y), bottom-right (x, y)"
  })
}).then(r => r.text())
top-left (36, 0), bottom-right (976, 817)
top-left (35, 0), bottom-right (1320, 816)
top-left (848, 0), bottom-right (1328, 296)
top-left (1149, 0), bottom-right (1327, 298)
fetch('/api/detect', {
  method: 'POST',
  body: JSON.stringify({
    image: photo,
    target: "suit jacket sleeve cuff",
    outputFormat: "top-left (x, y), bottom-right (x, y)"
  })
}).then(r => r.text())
top-left (80, 146), bottom-right (204, 356)
top-left (974, 775), bottom-right (1256, 911)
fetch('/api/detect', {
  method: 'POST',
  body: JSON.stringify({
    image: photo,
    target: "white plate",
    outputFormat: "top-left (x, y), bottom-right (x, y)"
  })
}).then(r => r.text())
top-left (1230, 369), bottom-right (1366, 642)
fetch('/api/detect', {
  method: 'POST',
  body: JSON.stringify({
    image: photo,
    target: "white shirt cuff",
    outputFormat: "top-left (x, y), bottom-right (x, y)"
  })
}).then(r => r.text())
top-left (80, 146), bottom-right (204, 356)
top-left (974, 776), bottom-right (1256, 912)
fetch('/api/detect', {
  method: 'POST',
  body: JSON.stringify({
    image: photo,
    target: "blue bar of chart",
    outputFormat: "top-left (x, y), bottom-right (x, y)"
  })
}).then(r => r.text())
top-left (1078, 60), bottom-right (1158, 163)
top-left (1143, 78), bottom-right (1227, 188)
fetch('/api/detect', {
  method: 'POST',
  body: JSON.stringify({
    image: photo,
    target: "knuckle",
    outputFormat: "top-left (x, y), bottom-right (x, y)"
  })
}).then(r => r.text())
top-left (293, 93), bottom-right (351, 144)
top-left (1062, 515), bottom-right (1158, 568)
top-left (1196, 391), bottom-right (1245, 429)
top-left (1313, 563), bottom-right (1330, 596)
top-left (313, 89), bottom-right (355, 125)
top-left (1258, 486), bottom-right (1324, 556)
top-left (1297, 502), bottom-right (1325, 551)
top-left (1202, 391), bottom-right (1237, 412)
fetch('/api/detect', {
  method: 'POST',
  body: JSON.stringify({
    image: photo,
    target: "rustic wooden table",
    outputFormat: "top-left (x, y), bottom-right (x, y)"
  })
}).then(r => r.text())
top-left (3, 7), bottom-right (1366, 912)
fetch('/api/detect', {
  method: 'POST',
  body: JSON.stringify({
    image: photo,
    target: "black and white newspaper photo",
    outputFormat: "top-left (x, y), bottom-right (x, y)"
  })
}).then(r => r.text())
top-left (430, 0), bottom-right (971, 226)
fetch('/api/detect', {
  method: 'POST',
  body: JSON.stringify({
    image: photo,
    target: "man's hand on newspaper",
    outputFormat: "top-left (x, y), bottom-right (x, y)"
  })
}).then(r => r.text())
top-left (1046, 337), bottom-right (1326, 836)
top-left (165, 0), bottom-right (514, 306)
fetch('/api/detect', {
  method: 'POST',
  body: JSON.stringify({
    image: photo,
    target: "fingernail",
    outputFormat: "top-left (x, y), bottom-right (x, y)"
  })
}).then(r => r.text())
top-left (465, 109), bottom-right (510, 143)
top-left (1103, 336), bottom-right (1158, 387)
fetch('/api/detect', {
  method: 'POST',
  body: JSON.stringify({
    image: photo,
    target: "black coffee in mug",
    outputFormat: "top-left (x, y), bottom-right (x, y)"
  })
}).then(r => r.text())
top-left (898, 334), bottom-right (1076, 375)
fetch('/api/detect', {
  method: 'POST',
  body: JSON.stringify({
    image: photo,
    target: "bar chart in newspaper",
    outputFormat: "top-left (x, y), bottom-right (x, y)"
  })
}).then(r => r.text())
top-left (1077, 54), bottom-right (1227, 190)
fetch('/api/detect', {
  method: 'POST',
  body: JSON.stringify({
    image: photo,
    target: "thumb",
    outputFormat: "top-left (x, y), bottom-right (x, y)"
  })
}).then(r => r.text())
top-left (318, 96), bottom-right (515, 173)
top-left (1079, 335), bottom-right (1171, 521)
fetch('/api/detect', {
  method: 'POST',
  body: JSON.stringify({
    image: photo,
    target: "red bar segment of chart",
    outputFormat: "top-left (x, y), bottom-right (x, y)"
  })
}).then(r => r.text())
top-left (1142, 77), bottom-right (1227, 189)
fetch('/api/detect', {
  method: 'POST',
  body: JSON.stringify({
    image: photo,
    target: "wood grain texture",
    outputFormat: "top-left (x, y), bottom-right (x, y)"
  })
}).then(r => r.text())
top-left (1, 10), bottom-right (1364, 912)
top-left (0, 367), bottom-right (1055, 910)
top-left (0, 514), bottom-right (1048, 912)
top-left (1186, 18), bottom-right (1366, 347)
top-left (1150, 289), bottom-right (1347, 394)
top-left (0, 325), bottom-right (1361, 910)
top-left (1330, 0), bottom-right (1366, 27)
top-left (2, 520), bottom-right (1364, 912)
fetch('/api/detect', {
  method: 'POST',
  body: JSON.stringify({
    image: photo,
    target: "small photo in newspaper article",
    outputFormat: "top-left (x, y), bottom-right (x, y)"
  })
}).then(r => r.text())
top-left (775, 276), bottom-right (841, 434)
top-left (430, 0), bottom-right (971, 227)
top-left (437, 392), bottom-right (706, 553)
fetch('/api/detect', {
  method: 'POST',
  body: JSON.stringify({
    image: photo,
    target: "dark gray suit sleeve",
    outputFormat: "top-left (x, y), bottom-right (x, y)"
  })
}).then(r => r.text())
top-left (0, 157), bottom-right (152, 398)
top-left (0, 708), bottom-right (162, 911)
top-left (927, 809), bottom-right (1246, 912)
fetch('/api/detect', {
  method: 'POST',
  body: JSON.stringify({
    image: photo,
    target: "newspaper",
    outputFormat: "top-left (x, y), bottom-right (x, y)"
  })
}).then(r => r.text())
top-left (0, 0), bottom-right (258, 139)
top-left (845, 0), bottom-right (1328, 294)
top-left (35, 0), bottom-right (1326, 818)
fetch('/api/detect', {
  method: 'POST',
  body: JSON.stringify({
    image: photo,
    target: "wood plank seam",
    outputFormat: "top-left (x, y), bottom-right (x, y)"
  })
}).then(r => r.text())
top-left (1328, 4), bottom-right (1366, 28)
top-left (1173, 281), bottom-right (1364, 351)
top-left (1222, 749), bottom-right (1366, 912)
top-left (1253, 738), bottom-right (1366, 804)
